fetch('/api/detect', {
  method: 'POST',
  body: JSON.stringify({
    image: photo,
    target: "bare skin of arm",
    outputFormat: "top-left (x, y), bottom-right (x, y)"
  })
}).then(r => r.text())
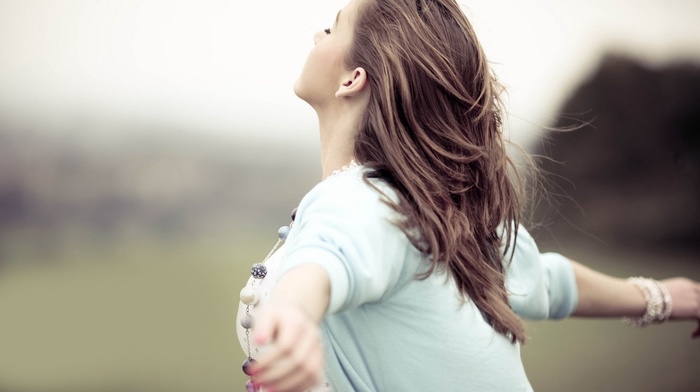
top-left (570, 260), bottom-right (700, 337)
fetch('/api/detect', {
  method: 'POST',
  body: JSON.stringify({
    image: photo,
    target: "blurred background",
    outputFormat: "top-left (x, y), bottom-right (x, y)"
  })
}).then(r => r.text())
top-left (0, 0), bottom-right (699, 391)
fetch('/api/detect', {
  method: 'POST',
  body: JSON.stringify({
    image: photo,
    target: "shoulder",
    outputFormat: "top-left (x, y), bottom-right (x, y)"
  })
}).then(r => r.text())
top-left (296, 165), bottom-right (399, 222)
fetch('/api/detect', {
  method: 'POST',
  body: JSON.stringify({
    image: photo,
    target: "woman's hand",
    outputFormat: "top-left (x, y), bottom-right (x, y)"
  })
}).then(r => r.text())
top-left (249, 302), bottom-right (326, 392)
top-left (247, 263), bottom-right (331, 391)
top-left (661, 277), bottom-right (700, 338)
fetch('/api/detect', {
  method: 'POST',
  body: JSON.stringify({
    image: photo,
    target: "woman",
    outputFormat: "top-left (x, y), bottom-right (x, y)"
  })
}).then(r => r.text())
top-left (236, 0), bottom-right (700, 391)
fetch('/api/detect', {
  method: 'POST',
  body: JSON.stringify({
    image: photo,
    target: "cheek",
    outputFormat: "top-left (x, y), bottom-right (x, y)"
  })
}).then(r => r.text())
top-left (306, 45), bottom-right (342, 76)
top-left (295, 41), bottom-right (347, 102)
top-left (300, 47), bottom-right (342, 85)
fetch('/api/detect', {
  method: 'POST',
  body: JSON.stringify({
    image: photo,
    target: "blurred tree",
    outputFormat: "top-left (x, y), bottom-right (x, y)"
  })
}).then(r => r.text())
top-left (534, 55), bottom-right (700, 251)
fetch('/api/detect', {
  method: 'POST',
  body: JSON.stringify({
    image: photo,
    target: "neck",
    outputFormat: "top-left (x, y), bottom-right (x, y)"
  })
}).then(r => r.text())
top-left (315, 103), bottom-right (363, 179)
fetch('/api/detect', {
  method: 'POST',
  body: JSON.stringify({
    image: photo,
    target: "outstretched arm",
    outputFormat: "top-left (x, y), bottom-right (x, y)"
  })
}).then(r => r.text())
top-left (569, 259), bottom-right (700, 337)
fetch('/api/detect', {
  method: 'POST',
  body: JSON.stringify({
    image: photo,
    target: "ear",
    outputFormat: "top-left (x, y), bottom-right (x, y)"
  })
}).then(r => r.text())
top-left (335, 67), bottom-right (369, 98)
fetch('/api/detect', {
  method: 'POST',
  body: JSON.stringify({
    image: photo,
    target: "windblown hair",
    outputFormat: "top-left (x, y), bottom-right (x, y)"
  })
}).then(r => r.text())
top-left (348, 0), bottom-right (527, 342)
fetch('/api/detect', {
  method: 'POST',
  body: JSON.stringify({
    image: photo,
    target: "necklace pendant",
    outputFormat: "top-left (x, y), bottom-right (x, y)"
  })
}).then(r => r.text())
top-left (251, 263), bottom-right (267, 279)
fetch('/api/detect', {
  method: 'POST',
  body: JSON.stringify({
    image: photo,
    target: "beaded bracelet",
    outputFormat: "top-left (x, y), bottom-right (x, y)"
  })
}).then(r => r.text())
top-left (622, 277), bottom-right (673, 327)
top-left (655, 279), bottom-right (673, 321)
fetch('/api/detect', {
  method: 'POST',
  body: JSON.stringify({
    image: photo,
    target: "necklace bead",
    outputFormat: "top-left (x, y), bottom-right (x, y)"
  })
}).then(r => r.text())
top-left (240, 287), bottom-right (260, 306)
top-left (245, 379), bottom-right (259, 392)
top-left (240, 314), bottom-right (254, 329)
top-left (278, 225), bottom-right (291, 240)
top-left (242, 357), bottom-right (256, 376)
top-left (251, 263), bottom-right (268, 279)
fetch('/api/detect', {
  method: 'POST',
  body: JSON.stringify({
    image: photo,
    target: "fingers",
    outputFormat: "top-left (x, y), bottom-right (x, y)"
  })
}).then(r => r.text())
top-left (250, 306), bottom-right (324, 392)
top-left (258, 344), bottom-right (324, 392)
top-left (252, 309), bottom-right (277, 347)
top-left (252, 308), bottom-right (305, 370)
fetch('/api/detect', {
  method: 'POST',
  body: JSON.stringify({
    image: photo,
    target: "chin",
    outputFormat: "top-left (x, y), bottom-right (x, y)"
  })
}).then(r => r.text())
top-left (293, 77), bottom-right (331, 109)
top-left (293, 80), bottom-right (304, 99)
top-left (293, 82), bottom-right (316, 107)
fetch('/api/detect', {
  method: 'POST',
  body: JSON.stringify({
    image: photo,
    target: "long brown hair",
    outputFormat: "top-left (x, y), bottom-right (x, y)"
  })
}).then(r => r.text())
top-left (348, 0), bottom-right (527, 343)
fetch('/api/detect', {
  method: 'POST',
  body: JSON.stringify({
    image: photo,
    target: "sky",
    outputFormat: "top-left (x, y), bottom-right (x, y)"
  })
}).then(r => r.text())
top-left (1, 0), bottom-right (699, 148)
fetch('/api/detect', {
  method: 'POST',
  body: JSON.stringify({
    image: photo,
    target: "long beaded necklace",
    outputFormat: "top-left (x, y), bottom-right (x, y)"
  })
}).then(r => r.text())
top-left (239, 207), bottom-right (296, 392)
top-left (238, 160), bottom-right (359, 392)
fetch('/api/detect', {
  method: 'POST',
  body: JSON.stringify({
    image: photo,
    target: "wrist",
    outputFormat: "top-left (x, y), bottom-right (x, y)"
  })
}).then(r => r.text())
top-left (268, 295), bottom-right (322, 324)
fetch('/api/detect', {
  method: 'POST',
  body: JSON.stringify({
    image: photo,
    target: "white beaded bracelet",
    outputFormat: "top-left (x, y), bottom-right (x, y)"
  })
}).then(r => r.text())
top-left (623, 277), bottom-right (673, 327)
top-left (655, 279), bottom-right (673, 321)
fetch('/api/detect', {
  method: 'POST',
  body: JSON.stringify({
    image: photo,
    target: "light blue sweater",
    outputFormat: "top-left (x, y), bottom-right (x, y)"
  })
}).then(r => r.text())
top-left (282, 165), bottom-right (577, 391)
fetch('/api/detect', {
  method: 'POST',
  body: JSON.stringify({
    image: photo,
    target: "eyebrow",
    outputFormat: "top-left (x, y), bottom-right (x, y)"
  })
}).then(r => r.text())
top-left (335, 10), bottom-right (341, 26)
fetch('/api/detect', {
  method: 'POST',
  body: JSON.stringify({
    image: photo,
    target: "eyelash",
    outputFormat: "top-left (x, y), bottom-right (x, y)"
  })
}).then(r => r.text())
top-left (324, 28), bottom-right (331, 34)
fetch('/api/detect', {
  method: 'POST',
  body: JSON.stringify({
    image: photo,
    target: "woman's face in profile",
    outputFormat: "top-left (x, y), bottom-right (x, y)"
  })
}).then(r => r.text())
top-left (293, 0), bottom-right (363, 106)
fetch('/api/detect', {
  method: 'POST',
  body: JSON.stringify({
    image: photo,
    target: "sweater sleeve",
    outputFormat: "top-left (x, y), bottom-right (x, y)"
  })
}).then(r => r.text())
top-left (281, 173), bottom-right (414, 315)
top-left (505, 226), bottom-right (579, 320)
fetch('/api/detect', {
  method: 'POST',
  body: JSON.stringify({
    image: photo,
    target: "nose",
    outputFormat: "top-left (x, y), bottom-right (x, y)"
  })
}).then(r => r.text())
top-left (313, 30), bottom-right (325, 45)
